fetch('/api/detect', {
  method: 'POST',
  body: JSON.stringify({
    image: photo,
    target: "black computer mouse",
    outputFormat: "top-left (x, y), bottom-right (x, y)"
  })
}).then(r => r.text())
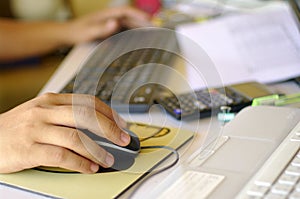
top-left (82, 128), bottom-right (141, 171)
top-left (35, 129), bottom-right (140, 173)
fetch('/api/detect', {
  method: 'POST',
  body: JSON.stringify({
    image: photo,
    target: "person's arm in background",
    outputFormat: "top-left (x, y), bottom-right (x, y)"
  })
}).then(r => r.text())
top-left (0, 6), bottom-right (151, 61)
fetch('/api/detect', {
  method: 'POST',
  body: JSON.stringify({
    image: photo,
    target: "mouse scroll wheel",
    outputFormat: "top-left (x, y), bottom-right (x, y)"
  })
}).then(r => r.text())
top-left (128, 137), bottom-right (140, 151)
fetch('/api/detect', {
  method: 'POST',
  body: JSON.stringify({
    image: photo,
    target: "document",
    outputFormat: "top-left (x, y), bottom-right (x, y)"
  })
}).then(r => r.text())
top-left (177, 2), bottom-right (300, 89)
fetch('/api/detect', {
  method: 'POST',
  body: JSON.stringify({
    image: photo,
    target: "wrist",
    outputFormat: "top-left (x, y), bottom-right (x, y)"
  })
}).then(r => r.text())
top-left (52, 21), bottom-right (76, 47)
top-left (59, 19), bottom-right (90, 46)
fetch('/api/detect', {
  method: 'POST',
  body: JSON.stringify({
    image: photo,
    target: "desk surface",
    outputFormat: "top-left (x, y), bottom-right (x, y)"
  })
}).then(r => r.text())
top-left (1, 40), bottom-right (299, 198)
top-left (0, 41), bottom-right (220, 198)
top-left (0, 54), bottom-right (63, 113)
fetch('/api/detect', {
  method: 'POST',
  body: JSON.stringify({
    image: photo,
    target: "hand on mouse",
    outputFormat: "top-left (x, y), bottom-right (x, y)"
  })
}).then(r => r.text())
top-left (0, 93), bottom-right (130, 174)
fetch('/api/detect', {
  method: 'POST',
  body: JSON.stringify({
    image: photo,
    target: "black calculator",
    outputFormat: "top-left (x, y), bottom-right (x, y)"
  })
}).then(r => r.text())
top-left (156, 82), bottom-right (272, 120)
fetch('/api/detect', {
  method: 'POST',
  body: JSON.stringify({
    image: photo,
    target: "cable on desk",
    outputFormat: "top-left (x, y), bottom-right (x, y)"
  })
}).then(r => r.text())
top-left (127, 145), bottom-right (179, 199)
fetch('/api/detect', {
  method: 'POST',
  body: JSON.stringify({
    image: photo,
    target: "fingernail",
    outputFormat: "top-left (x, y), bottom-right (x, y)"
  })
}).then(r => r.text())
top-left (121, 132), bottom-right (130, 145)
top-left (90, 163), bottom-right (99, 173)
top-left (105, 154), bottom-right (114, 167)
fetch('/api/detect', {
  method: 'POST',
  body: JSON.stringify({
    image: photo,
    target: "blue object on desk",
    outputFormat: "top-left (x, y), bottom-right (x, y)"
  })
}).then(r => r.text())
top-left (217, 106), bottom-right (235, 124)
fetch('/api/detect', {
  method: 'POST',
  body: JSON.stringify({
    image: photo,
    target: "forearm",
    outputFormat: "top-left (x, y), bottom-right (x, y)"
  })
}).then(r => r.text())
top-left (0, 19), bottom-right (73, 61)
top-left (0, 7), bottom-right (151, 62)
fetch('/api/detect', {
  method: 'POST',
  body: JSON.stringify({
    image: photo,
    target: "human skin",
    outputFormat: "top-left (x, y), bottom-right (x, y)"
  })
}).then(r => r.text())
top-left (0, 6), bottom-right (151, 61)
top-left (0, 93), bottom-right (131, 174)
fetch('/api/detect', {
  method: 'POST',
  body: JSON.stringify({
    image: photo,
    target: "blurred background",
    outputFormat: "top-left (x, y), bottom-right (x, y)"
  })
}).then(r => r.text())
top-left (0, 0), bottom-right (186, 113)
top-left (0, 0), bottom-right (131, 113)
top-left (0, 0), bottom-right (281, 113)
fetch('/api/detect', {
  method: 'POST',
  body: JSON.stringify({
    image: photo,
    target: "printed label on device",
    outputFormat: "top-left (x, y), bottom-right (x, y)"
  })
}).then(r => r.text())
top-left (158, 171), bottom-right (225, 199)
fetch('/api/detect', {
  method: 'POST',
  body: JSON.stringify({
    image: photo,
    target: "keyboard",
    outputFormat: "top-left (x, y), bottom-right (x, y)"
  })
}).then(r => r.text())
top-left (237, 121), bottom-right (300, 199)
top-left (60, 29), bottom-right (179, 112)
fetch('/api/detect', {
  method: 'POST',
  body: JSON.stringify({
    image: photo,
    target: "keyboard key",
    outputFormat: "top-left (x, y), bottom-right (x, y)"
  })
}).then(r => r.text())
top-left (271, 183), bottom-right (293, 195)
top-left (264, 192), bottom-right (287, 199)
top-left (264, 193), bottom-right (286, 199)
top-left (292, 156), bottom-right (300, 167)
top-left (291, 134), bottom-right (300, 142)
top-left (246, 184), bottom-right (269, 197)
top-left (244, 195), bottom-right (264, 199)
top-left (133, 96), bottom-right (146, 103)
top-left (278, 173), bottom-right (299, 185)
top-left (285, 165), bottom-right (300, 176)
top-left (295, 128), bottom-right (300, 135)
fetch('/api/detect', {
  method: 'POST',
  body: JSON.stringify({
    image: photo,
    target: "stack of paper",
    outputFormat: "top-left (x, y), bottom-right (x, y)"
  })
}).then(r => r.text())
top-left (176, 2), bottom-right (300, 89)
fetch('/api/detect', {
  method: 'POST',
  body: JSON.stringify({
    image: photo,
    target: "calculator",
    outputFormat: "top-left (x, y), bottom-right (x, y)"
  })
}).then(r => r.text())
top-left (156, 82), bottom-right (273, 120)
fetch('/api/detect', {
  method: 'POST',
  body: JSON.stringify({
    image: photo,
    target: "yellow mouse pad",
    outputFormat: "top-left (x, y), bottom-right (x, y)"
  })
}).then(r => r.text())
top-left (0, 123), bottom-right (194, 199)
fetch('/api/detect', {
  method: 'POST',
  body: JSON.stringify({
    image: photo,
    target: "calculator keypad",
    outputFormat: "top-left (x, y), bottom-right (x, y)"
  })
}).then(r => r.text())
top-left (156, 87), bottom-right (251, 120)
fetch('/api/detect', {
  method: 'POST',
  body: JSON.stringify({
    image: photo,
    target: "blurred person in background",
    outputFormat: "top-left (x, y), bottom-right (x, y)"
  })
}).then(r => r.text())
top-left (0, 6), bottom-right (151, 61)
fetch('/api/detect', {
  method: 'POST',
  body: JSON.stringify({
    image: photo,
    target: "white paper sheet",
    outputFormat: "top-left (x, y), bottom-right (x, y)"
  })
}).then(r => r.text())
top-left (176, 2), bottom-right (300, 90)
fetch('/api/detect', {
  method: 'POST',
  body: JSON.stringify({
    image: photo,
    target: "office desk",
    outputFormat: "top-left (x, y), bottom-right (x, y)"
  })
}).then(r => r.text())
top-left (0, 55), bottom-right (63, 113)
top-left (1, 41), bottom-right (299, 198)
top-left (0, 42), bottom-right (219, 198)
